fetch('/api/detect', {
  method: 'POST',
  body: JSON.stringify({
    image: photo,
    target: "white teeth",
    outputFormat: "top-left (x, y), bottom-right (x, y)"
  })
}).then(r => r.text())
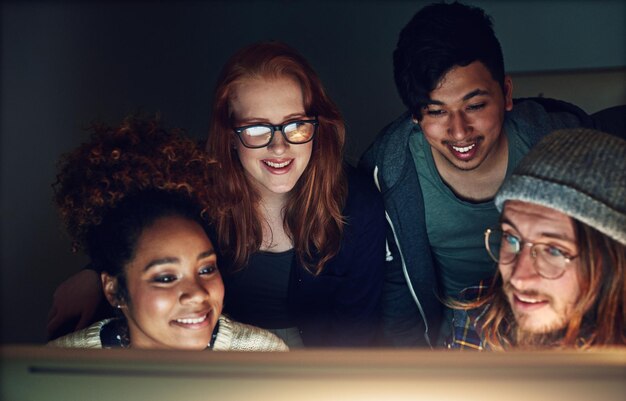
top-left (517, 295), bottom-right (542, 303)
top-left (176, 315), bottom-right (206, 324)
top-left (452, 144), bottom-right (475, 153)
top-left (264, 160), bottom-right (292, 168)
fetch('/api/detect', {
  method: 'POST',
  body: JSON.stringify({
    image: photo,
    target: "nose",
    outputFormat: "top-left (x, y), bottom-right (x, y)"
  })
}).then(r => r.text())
top-left (179, 277), bottom-right (210, 305)
top-left (267, 128), bottom-right (289, 154)
top-left (507, 246), bottom-right (540, 289)
top-left (448, 111), bottom-right (471, 140)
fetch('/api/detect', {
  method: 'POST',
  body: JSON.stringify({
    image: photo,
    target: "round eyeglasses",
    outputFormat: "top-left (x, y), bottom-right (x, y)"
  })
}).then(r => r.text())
top-left (484, 228), bottom-right (578, 279)
top-left (233, 119), bottom-right (318, 149)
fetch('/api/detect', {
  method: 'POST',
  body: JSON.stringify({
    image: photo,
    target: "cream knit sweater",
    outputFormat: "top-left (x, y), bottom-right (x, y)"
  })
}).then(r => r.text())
top-left (49, 315), bottom-right (288, 351)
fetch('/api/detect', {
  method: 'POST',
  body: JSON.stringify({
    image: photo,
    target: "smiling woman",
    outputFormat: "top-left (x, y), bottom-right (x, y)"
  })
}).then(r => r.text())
top-left (206, 42), bottom-right (386, 347)
top-left (48, 117), bottom-right (287, 351)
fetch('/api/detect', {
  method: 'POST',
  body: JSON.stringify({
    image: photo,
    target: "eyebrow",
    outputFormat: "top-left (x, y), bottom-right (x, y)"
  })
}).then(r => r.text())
top-left (197, 250), bottom-right (216, 260)
top-left (500, 218), bottom-right (576, 242)
top-left (236, 112), bottom-right (307, 125)
top-left (425, 89), bottom-right (489, 106)
top-left (144, 257), bottom-right (179, 271)
top-left (143, 249), bottom-right (216, 271)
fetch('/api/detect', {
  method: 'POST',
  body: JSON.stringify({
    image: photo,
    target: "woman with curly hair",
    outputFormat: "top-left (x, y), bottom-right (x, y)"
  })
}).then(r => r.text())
top-left (48, 117), bottom-right (287, 350)
top-left (205, 42), bottom-right (386, 347)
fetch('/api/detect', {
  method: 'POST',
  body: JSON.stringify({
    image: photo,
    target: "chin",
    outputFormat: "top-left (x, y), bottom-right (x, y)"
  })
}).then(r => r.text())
top-left (515, 316), bottom-right (569, 347)
top-left (175, 339), bottom-right (211, 350)
top-left (172, 331), bottom-right (215, 350)
top-left (450, 155), bottom-right (487, 171)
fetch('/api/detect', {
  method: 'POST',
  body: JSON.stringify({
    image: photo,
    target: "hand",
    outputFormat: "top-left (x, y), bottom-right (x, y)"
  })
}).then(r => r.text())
top-left (46, 269), bottom-right (104, 339)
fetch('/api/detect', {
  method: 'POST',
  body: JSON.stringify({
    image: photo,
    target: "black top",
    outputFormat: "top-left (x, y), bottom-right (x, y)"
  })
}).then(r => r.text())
top-left (223, 249), bottom-right (294, 329)
top-left (221, 165), bottom-right (387, 347)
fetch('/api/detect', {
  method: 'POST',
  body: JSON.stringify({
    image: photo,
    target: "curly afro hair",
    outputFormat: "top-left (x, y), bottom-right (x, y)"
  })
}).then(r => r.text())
top-left (53, 115), bottom-right (216, 253)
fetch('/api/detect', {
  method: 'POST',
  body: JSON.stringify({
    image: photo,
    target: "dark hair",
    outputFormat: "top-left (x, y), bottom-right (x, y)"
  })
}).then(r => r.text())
top-left (206, 41), bottom-right (347, 275)
top-left (53, 116), bottom-right (217, 302)
top-left (393, 1), bottom-right (505, 120)
top-left (53, 115), bottom-right (215, 252)
top-left (86, 190), bottom-right (210, 303)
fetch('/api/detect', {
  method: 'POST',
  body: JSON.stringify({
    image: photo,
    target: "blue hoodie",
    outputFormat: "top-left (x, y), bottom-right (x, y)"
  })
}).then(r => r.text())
top-left (359, 98), bottom-right (593, 347)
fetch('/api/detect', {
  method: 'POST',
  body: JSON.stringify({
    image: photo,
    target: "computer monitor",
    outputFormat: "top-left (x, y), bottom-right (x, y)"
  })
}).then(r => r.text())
top-left (2, 345), bottom-right (625, 401)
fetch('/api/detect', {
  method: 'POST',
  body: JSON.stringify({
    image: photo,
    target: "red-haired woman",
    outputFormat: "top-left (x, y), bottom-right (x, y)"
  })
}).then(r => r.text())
top-left (206, 42), bottom-right (385, 347)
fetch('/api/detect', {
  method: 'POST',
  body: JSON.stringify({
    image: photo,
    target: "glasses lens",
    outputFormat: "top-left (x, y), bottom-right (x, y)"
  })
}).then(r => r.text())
top-left (499, 231), bottom-right (521, 264)
top-left (533, 244), bottom-right (568, 279)
top-left (283, 121), bottom-right (315, 143)
top-left (241, 126), bottom-right (272, 147)
top-left (486, 228), bottom-right (519, 264)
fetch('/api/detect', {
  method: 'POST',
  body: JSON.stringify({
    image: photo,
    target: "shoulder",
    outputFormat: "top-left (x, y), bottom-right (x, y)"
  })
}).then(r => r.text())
top-left (342, 165), bottom-right (385, 229)
top-left (449, 284), bottom-right (491, 351)
top-left (359, 112), bottom-right (415, 179)
top-left (376, 111), bottom-right (416, 143)
top-left (47, 319), bottom-right (114, 349)
top-left (345, 164), bottom-right (382, 202)
top-left (449, 308), bottom-right (484, 350)
top-left (509, 98), bottom-right (593, 144)
top-left (213, 315), bottom-right (288, 352)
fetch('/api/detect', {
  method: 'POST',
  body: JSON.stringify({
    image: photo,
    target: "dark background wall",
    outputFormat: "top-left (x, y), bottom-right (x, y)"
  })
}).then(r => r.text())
top-left (2, 0), bottom-right (625, 344)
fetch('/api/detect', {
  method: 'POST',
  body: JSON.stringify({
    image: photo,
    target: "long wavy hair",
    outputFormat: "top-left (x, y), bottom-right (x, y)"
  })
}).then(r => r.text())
top-left (459, 219), bottom-right (626, 349)
top-left (206, 41), bottom-right (347, 275)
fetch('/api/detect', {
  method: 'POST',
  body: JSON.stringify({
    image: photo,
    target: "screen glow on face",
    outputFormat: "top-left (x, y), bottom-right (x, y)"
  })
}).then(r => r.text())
top-left (229, 76), bottom-right (313, 199)
top-left (235, 119), bottom-right (317, 148)
top-left (498, 201), bottom-right (581, 335)
top-left (120, 215), bottom-right (224, 349)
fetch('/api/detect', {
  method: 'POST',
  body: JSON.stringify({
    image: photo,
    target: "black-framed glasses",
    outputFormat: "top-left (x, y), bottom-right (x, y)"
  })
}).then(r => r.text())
top-left (484, 228), bottom-right (578, 280)
top-left (233, 119), bottom-right (318, 149)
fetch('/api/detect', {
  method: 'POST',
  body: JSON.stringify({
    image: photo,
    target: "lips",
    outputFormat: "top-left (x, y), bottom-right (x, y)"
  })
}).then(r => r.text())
top-left (171, 311), bottom-right (212, 329)
top-left (263, 159), bottom-right (292, 168)
top-left (446, 138), bottom-right (482, 161)
top-left (444, 137), bottom-right (483, 161)
top-left (512, 292), bottom-right (549, 312)
top-left (452, 143), bottom-right (475, 153)
top-left (261, 158), bottom-right (294, 174)
top-left (176, 315), bottom-right (206, 324)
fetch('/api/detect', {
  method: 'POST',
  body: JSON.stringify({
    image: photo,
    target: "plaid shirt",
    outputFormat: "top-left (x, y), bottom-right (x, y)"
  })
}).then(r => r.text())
top-left (448, 283), bottom-right (490, 351)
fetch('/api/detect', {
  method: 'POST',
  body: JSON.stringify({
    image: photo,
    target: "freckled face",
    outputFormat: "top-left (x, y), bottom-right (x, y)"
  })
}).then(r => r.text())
top-left (419, 61), bottom-right (513, 171)
top-left (229, 77), bottom-right (313, 200)
top-left (121, 216), bottom-right (224, 349)
top-left (499, 201), bottom-right (581, 334)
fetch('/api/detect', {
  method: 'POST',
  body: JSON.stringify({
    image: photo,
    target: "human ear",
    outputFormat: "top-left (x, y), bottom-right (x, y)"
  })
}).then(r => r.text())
top-left (503, 75), bottom-right (513, 111)
top-left (101, 273), bottom-right (124, 308)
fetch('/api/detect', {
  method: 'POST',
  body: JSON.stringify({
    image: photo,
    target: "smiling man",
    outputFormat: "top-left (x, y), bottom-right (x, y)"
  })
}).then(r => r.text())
top-left (451, 128), bottom-right (625, 349)
top-left (359, 2), bottom-right (597, 347)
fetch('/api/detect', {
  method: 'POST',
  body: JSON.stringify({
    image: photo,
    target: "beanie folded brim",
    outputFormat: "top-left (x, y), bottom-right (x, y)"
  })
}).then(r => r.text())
top-left (496, 175), bottom-right (626, 246)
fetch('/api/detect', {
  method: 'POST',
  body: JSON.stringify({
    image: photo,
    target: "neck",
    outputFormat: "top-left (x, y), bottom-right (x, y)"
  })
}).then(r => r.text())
top-left (257, 193), bottom-right (293, 252)
top-left (259, 191), bottom-right (288, 213)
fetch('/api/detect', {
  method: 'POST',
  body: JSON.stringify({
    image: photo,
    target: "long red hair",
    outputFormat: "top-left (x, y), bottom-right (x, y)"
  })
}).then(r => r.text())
top-left (206, 41), bottom-right (347, 274)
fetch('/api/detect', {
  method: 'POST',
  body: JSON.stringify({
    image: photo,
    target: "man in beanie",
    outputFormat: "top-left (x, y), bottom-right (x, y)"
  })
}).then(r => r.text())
top-left (450, 128), bottom-right (625, 349)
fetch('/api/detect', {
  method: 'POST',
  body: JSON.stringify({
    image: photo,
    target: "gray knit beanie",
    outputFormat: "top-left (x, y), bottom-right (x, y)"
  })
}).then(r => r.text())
top-left (495, 128), bottom-right (626, 245)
